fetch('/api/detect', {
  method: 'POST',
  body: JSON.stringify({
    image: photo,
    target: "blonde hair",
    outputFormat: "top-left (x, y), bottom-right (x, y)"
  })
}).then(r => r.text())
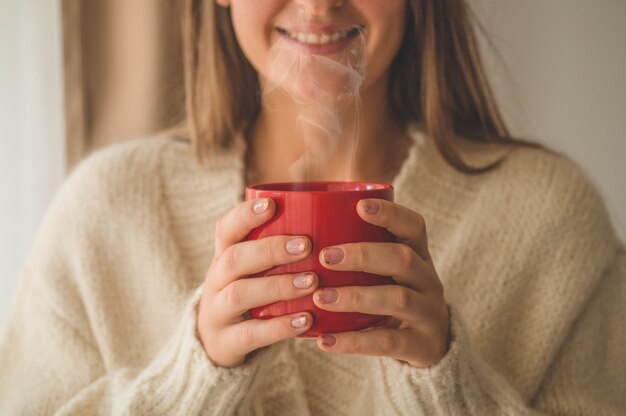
top-left (181, 0), bottom-right (541, 174)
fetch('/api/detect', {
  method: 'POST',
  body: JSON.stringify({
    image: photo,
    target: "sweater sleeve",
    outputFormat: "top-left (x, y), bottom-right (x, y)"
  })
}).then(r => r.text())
top-left (0, 143), bottom-right (266, 415)
top-left (372, 152), bottom-right (626, 415)
top-left (378, 251), bottom-right (625, 416)
top-left (0, 275), bottom-right (265, 415)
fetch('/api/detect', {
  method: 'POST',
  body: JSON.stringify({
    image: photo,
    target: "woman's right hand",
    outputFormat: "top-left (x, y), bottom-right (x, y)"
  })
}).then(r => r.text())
top-left (197, 198), bottom-right (317, 368)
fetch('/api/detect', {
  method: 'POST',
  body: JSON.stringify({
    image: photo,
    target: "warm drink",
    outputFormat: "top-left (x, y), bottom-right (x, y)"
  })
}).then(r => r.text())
top-left (246, 182), bottom-right (395, 337)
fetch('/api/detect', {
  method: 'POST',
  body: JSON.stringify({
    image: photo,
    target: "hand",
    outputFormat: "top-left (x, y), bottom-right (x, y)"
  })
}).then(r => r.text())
top-left (197, 198), bottom-right (318, 368)
top-left (312, 199), bottom-right (450, 368)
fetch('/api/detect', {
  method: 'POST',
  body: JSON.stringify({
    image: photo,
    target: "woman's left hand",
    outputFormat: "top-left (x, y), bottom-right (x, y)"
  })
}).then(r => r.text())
top-left (313, 199), bottom-right (450, 369)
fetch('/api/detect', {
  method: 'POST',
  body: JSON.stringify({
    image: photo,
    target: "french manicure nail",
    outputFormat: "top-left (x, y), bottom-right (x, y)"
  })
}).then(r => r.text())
top-left (317, 288), bottom-right (338, 304)
top-left (291, 315), bottom-right (308, 328)
top-left (253, 198), bottom-right (270, 214)
top-left (320, 334), bottom-right (336, 347)
top-left (286, 238), bottom-right (307, 255)
top-left (293, 273), bottom-right (314, 289)
top-left (362, 200), bottom-right (380, 215)
top-left (322, 247), bottom-right (344, 264)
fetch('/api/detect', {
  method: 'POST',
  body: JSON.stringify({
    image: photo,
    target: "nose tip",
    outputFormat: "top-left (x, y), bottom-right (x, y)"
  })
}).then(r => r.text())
top-left (294, 0), bottom-right (345, 16)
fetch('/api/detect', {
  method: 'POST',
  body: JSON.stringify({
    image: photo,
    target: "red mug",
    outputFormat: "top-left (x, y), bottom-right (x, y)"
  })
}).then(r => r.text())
top-left (245, 182), bottom-right (395, 337)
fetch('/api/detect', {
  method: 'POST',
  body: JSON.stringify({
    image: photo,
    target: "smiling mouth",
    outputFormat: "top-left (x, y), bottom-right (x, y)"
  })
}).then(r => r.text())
top-left (276, 26), bottom-right (364, 46)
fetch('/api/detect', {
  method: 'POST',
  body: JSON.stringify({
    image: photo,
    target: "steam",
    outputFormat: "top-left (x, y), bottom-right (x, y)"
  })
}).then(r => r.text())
top-left (262, 24), bottom-right (367, 181)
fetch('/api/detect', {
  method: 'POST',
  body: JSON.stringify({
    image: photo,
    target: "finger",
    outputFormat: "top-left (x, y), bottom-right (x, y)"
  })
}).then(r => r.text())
top-left (319, 242), bottom-right (439, 293)
top-left (215, 273), bottom-right (319, 323)
top-left (312, 285), bottom-right (433, 325)
top-left (211, 235), bottom-right (312, 290)
top-left (317, 328), bottom-right (445, 367)
top-left (357, 199), bottom-right (430, 262)
top-left (221, 313), bottom-right (313, 358)
top-left (214, 198), bottom-right (276, 257)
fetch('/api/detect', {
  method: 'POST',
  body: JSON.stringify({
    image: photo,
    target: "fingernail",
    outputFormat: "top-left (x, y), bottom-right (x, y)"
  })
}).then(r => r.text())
top-left (322, 247), bottom-right (344, 264)
top-left (362, 200), bottom-right (380, 215)
top-left (316, 288), bottom-right (338, 304)
top-left (320, 334), bottom-right (336, 347)
top-left (291, 315), bottom-right (308, 328)
top-left (293, 273), bottom-right (314, 289)
top-left (286, 238), bottom-right (307, 255)
top-left (253, 198), bottom-right (270, 214)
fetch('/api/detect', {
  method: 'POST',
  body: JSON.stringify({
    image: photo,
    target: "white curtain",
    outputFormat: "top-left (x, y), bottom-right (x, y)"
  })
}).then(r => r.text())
top-left (0, 0), bottom-right (66, 322)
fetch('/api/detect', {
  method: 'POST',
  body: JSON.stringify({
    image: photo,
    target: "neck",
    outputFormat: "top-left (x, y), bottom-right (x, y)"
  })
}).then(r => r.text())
top-left (246, 76), bottom-right (410, 185)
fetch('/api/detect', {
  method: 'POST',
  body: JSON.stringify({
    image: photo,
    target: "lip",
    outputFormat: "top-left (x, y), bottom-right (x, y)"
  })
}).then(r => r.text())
top-left (279, 23), bottom-right (363, 35)
top-left (275, 24), bottom-right (364, 56)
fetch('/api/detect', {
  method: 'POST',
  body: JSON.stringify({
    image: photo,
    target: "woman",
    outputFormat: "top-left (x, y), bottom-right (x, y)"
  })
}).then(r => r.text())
top-left (1, 0), bottom-right (624, 414)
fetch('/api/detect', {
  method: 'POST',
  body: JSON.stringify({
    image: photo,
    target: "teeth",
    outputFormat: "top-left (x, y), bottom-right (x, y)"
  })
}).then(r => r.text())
top-left (307, 33), bottom-right (320, 44)
top-left (285, 29), bottom-right (355, 45)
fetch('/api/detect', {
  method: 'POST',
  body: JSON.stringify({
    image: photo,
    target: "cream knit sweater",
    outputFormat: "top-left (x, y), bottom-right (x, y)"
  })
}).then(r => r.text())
top-left (1, 128), bottom-right (624, 415)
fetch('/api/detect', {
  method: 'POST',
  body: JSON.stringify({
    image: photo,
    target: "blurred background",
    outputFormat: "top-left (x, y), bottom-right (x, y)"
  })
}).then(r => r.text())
top-left (1, 0), bottom-right (625, 322)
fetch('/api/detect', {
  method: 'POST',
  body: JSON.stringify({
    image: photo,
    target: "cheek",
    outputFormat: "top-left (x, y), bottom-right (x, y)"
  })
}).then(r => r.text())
top-left (362, 3), bottom-right (407, 85)
top-left (229, 1), bottom-right (284, 73)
